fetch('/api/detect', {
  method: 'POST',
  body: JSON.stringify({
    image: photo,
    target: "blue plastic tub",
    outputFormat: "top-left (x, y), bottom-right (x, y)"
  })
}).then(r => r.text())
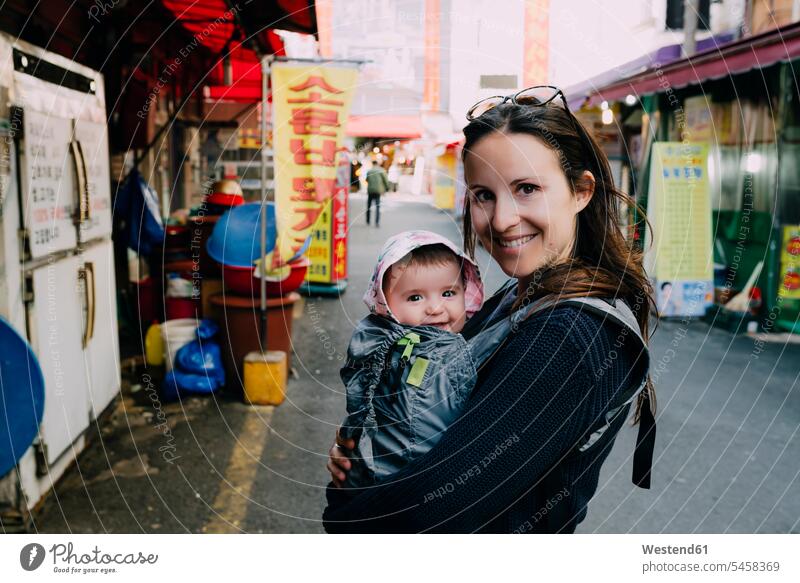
top-left (0, 317), bottom-right (45, 476)
top-left (206, 202), bottom-right (277, 268)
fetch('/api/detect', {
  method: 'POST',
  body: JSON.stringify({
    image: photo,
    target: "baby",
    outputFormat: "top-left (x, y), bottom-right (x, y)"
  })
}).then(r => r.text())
top-left (380, 241), bottom-right (470, 334)
top-left (339, 230), bottom-right (485, 488)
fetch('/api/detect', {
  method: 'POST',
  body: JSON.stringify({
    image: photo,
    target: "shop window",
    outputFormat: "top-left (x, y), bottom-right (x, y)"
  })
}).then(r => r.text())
top-left (665, 0), bottom-right (710, 30)
top-left (708, 143), bottom-right (742, 211)
top-left (741, 101), bottom-right (777, 216)
top-left (700, 98), bottom-right (778, 214)
top-left (778, 67), bottom-right (800, 225)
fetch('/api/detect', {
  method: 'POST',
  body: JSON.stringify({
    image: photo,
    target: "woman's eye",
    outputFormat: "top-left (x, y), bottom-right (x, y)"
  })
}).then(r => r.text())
top-left (472, 189), bottom-right (494, 203)
top-left (407, 294), bottom-right (422, 302)
top-left (518, 183), bottom-right (540, 195)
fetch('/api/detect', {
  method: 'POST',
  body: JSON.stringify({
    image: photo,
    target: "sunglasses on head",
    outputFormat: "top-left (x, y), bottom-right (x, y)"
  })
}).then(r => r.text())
top-left (466, 85), bottom-right (572, 121)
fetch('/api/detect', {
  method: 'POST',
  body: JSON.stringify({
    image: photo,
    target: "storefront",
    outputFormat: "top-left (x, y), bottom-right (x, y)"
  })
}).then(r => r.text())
top-left (580, 20), bottom-right (800, 333)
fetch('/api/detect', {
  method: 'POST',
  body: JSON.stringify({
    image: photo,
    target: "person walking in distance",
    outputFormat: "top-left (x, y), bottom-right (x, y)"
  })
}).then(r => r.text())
top-left (366, 160), bottom-right (390, 227)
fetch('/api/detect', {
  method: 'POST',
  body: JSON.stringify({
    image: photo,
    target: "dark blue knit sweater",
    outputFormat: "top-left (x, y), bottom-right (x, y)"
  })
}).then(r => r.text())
top-left (323, 303), bottom-right (645, 533)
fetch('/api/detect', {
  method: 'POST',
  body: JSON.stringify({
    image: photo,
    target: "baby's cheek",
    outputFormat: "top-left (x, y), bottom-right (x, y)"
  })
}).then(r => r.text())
top-left (385, 298), bottom-right (399, 315)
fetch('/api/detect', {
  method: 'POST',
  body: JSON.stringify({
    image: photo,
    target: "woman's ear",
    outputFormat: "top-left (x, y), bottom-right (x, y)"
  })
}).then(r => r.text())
top-left (574, 170), bottom-right (595, 212)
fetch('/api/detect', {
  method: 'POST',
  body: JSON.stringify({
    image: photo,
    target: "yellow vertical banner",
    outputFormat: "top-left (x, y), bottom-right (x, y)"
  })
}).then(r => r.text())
top-left (646, 142), bottom-right (714, 317)
top-left (434, 150), bottom-right (456, 210)
top-left (271, 63), bottom-right (358, 265)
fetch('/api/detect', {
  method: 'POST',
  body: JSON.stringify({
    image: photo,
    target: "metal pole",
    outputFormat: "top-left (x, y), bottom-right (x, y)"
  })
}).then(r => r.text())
top-left (260, 55), bottom-right (271, 342)
top-left (683, 0), bottom-right (699, 57)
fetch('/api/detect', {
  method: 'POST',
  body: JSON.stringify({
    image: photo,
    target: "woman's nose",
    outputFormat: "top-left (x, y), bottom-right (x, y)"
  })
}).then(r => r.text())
top-left (490, 192), bottom-right (520, 233)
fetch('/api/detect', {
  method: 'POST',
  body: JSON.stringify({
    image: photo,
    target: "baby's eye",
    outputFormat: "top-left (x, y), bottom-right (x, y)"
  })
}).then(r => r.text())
top-left (518, 183), bottom-right (540, 195)
top-left (442, 289), bottom-right (459, 298)
top-left (407, 294), bottom-right (422, 302)
top-left (472, 189), bottom-right (494, 203)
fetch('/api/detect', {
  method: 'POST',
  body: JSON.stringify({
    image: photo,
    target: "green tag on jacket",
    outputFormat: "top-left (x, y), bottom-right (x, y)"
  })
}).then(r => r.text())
top-left (406, 357), bottom-right (429, 387)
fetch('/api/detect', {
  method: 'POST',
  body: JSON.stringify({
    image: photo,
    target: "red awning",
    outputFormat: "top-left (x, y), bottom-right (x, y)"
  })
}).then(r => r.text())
top-left (162, 0), bottom-right (317, 103)
top-left (162, 0), bottom-right (317, 53)
top-left (587, 21), bottom-right (800, 106)
top-left (346, 115), bottom-right (424, 139)
top-left (204, 39), bottom-right (282, 102)
top-left (162, 0), bottom-right (236, 53)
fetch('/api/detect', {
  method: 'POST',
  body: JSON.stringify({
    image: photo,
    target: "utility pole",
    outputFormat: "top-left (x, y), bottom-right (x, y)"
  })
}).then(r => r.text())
top-left (683, 0), bottom-right (699, 57)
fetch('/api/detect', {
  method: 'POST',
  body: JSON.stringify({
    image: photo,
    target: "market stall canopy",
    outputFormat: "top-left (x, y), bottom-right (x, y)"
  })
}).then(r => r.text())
top-left (161, 0), bottom-right (317, 52)
top-left (163, 0), bottom-right (316, 102)
top-left (204, 47), bottom-right (277, 103)
top-left (586, 21), bottom-right (800, 107)
top-left (565, 32), bottom-right (735, 110)
top-left (346, 115), bottom-right (424, 139)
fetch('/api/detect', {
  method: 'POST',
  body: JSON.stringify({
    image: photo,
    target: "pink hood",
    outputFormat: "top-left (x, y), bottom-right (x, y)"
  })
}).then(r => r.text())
top-left (363, 230), bottom-right (484, 321)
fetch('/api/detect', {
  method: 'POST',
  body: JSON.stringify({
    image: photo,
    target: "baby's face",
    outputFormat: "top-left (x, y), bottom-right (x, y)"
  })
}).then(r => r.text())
top-left (384, 260), bottom-right (467, 333)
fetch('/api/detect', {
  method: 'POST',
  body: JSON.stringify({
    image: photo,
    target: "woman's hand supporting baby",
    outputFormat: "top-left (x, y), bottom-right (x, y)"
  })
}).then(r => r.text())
top-left (326, 430), bottom-right (354, 487)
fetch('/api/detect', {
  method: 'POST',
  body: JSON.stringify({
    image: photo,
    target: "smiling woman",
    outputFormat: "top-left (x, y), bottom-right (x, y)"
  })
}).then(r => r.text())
top-left (324, 88), bottom-right (656, 533)
top-left (466, 131), bottom-right (595, 279)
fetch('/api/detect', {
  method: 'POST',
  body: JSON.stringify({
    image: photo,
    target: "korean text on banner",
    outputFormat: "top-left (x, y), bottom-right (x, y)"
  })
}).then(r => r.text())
top-left (271, 64), bottom-right (358, 264)
top-left (645, 142), bottom-right (714, 317)
top-left (305, 186), bottom-right (348, 283)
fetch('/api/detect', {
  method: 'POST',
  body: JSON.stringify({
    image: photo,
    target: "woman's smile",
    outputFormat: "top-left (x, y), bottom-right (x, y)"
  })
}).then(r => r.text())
top-left (494, 233), bottom-right (539, 251)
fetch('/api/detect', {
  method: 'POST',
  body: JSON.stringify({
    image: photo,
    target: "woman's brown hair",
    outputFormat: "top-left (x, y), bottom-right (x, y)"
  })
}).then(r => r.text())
top-left (461, 101), bottom-right (656, 421)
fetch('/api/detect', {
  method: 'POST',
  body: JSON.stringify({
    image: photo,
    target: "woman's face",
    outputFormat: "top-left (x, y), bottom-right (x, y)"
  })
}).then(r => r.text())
top-left (464, 131), bottom-right (593, 283)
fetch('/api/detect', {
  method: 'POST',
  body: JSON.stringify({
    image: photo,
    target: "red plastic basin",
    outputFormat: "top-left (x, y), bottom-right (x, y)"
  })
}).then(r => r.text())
top-left (222, 257), bottom-right (310, 297)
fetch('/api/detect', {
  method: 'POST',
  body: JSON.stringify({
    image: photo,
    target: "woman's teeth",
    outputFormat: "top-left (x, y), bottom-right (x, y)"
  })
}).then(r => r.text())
top-left (497, 234), bottom-right (536, 248)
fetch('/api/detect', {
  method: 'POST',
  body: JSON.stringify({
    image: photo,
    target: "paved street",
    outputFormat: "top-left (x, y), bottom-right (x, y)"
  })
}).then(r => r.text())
top-left (35, 193), bottom-right (800, 534)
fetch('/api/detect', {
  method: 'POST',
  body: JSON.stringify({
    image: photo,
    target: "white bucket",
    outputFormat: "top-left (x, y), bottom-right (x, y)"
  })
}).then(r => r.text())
top-left (161, 318), bottom-right (198, 372)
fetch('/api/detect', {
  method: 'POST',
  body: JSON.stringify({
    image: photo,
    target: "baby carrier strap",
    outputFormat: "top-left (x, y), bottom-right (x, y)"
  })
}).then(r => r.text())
top-left (556, 298), bottom-right (654, 490)
top-left (511, 295), bottom-right (656, 533)
top-left (514, 296), bottom-right (655, 491)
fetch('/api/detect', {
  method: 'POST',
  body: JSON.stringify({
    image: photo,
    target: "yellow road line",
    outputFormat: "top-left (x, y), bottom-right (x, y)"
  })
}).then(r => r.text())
top-left (203, 407), bottom-right (273, 533)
